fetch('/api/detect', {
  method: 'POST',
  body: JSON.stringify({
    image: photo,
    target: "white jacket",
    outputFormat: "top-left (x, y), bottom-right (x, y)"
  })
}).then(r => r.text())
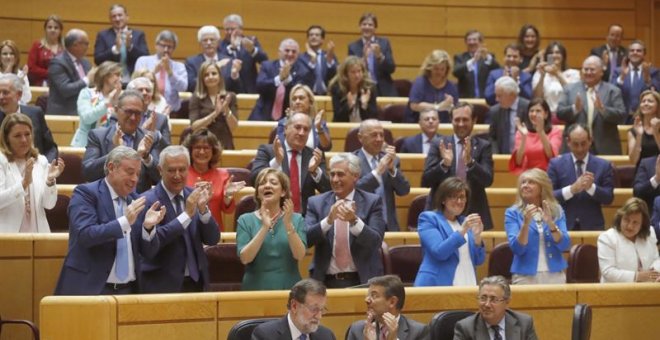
top-left (598, 227), bottom-right (659, 282)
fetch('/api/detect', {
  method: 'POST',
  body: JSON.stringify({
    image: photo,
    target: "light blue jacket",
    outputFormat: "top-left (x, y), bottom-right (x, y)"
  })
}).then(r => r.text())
top-left (72, 88), bottom-right (109, 147)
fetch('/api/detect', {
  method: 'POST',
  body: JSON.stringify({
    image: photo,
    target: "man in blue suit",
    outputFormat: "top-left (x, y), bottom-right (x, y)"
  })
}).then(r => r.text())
top-left (305, 153), bottom-right (385, 288)
top-left (184, 25), bottom-right (241, 93)
top-left (354, 119), bottom-right (410, 231)
top-left (219, 14), bottom-right (269, 94)
top-left (47, 29), bottom-right (91, 115)
top-left (487, 76), bottom-right (530, 154)
top-left (484, 44), bottom-right (533, 106)
top-left (400, 110), bottom-right (442, 155)
top-left (54, 146), bottom-right (166, 295)
top-left (548, 124), bottom-right (615, 230)
top-left (612, 40), bottom-right (660, 119)
top-left (138, 145), bottom-right (220, 293)
top-left (299, 25), bottom-right (337, 95)
top-left (452, 30), bottom-right (500, 99)
top-left (633, 154), bottom-right (660, 211)
top-left (249, 39), bottom-right (314, 121)
top-left (93, 4), bottom-right (149, 85)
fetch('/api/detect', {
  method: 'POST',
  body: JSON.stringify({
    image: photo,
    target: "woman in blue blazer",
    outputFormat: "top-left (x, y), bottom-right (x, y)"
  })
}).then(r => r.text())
top-left (414, 177), bottom-right (485, 286)
top-left (505, 168), bottom-right (571, 284)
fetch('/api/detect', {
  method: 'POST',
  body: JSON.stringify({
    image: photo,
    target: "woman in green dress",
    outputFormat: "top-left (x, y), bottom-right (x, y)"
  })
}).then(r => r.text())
top-left (236, 168), bottom-right (307, 290)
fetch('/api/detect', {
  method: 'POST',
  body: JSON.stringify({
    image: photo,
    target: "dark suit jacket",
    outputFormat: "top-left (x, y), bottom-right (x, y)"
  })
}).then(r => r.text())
top-left (454, 310), bottom-right (538, 340)
top-left (400, 133), bottom-right (441, 154)
top-left (346, 314), bottom-right (430, 340)
top-left (82, 125), bottom-right (163, 193)
top-left (249, 144), bottom-right (331, 215)
top-left (252, 315), bottom-right (336, 340)
top-left (590, 44), bottom-right (627, 82)
top-left (93, 28), bottom-right (149, 76)
top-left (54, 179), bottom-right (158, 295)
top-left (298, 51), bottom-right (337, 95)
top-left (330, 83), bottom-right (378, 122)
top-left (452, 51), bottom-right (500, 99)
top-left (556, 81), bottom-right (626, 155)
top-left (484, 68), bottom-right (533, 105)
top-left (249, 59), bottom-right (315, 121)
top-left (421, 135), bottom-right (494, 229)
top-left (0, 105), bottom-right (58, 161)
top-left (354, 149), bottom-right (411, 231)
top-left (304, 189), bottom-right (386, 283)
top-left (219, 37), bottom-right (269, 94)
top-left (347, 37), bottom-right (397, 97)
top-left (47, 52), bottom-right (91, 115)
top-left (547, 153), bottom-right (614, 230)
top-left (633, 155), bottom-right (660, 210)
top-left (612, 66), bottom-right (660, 115)
top-left (108, 110), bottom-right (171, 145)
top-left (137, 183), bottom-right (220, 293)
top-left (649, 196), bottom-right (660, 243)
top-left (487, 98), bottom-right (530, 154)
top-left (183, 53), bottom-right (242, 93)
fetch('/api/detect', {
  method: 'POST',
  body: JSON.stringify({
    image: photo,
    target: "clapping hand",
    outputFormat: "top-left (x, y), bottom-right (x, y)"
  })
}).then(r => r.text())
top-left (143, 201), bottom-right (166, 231)
top-left (47, 158), bottom-right (66, 183)
top-left (224, 175), bottom-right (246, 199)
top-left (125, 196), bottom-right (147, 225)
top-left (514, 117), bottom-right (529, 136)
top-left (438, 140), bottom-right (454, 166)
top-left (308, 148), bottom-right (323, 173)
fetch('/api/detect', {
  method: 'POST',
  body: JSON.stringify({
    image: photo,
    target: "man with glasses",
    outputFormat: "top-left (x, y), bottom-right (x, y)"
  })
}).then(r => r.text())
top-left (82, 90), bottom-right (164, 193)
top-left (135, 30), bottom-right (187, 112)
top-left (347, 275), bottom-right (429, 340)
top-left (454, 275), bottom-right (538, 340)
top-left (252, 279), bottom-right (336, 340)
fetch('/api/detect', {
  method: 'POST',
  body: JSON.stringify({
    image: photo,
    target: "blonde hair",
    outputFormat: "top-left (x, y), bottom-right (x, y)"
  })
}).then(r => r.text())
top-left (328, 56), bottom-right (374, 97)
top-left (513, 168), bottom-right (561, 219)
top-left (0, 113), bottom-right (39, 161)
top-left (93, 61), bottom-right (122, 90)
top-left (420, 49), bottom-right (452, 78)
top-left (194, 61), bottom-right (227, 99)
top-left (288, 84), bottom-right (317, 117)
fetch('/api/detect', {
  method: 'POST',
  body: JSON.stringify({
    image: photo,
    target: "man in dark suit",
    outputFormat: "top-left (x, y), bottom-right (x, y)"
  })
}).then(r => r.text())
top-left (400, 110), bottom-right (442, 155)
top-left (252, 279), bottom-right (336, 340)
top-left (354, 119), bottom-right (410, 231)
top-left (299, 25), bottom-right (337, 95)
top-left (633, 155), bottom-right (660, 211)
top-left (249, 38), bottom-right (314, 121)
top-left (138, 145), bottom-right (220, 293)
top-left (422, 103), bottom-right (494, 229)
top-left (612, 40), bottom-right (660, 117)
top-left (250, 113), bottom-right (330, 215)
top-left (184, 25), bottom-right (241, 93)
top-left (484, 44), bottom-right (533, 105)
top-left (346, 275), bottom-right (429, 340)
top-left (557, 56), bottom-right (626, 155)
top-left (126, 77), bottom-right (171, 144)
top-left (487, 76), bottom-right (530, 154)
top-left (82, 90), bottom-right (163, 193)
top-left (219, 14), bottom-right (269, 94)
top-left (93, 4), bottom-right (149, 85)
top-left (47, 28), bottom-right (91, 115)
top-left (54, 146), bottom-right (165, 295)
top-left (305, 153), bottom-right (386, 288)
top-left (347, 13), bottom-right (397, 97)
top-left (452, 30), bottom-right (500, 99)
top-left (590, 24), bottom-right (626, 83)
top-left (0, 73), bottom-right (58, 161)
top-left (548, 124), bottom-right (614, 230)
top-left (454, 275), bottom-right (538, 340)
top-left (649, 196), bottom-right (660, 244)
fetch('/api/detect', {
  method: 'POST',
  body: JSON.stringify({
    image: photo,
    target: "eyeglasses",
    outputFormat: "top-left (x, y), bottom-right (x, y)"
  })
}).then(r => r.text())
top-left (477, 295), bottom-right (507, 304)
top-left (157, 42), bottom-right (175, 50)
top-left (300, 303), bottom-right (328, 316)
top-left (118, 108), bottom-right (143, 117)
top-left (449, 194), bottom-right (467, 202)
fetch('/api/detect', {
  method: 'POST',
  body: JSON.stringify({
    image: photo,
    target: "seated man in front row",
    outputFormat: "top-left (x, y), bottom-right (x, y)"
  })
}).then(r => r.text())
top-left (454, 275), bottom-right (539, 340)
top-left (347, 275), bottom-right (429, 340)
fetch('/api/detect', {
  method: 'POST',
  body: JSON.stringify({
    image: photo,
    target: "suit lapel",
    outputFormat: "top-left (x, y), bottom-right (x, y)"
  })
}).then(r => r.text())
top-left (505, 312), bottom-right (521, 340)
top-left (63, 53), bottom-right (80, 81)
top-left (99, 180), bottom-right (117, 221)
top-left (301, 147), bottom-right (312, 183)
top-left (397, 315), bottom-right (410, 340)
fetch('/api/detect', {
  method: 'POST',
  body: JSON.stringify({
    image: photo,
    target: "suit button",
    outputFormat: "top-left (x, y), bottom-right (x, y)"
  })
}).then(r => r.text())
top-left (548, 253), bottom-right (553, 258)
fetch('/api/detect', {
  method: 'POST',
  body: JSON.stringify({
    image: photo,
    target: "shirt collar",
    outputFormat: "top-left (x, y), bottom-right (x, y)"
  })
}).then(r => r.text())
top-left (571, 153), bottom-right (590, 165)
top-left (161, 181), bottom-right (183, 200)
top-left (66, 51), bottom-right (80, 64)
top-left (510, 97), bottom-right (519, 111)
top-left (287, 313), bottom-right (303, 340)
top-left (104, 178), bottom-right (121, 201)
top-left (337, 189), bottom-right (356, 202)
top-left (361, 147), bottom-right (380, 163)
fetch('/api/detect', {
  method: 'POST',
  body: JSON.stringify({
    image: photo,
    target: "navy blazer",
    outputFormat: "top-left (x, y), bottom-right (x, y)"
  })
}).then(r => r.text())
top-left (183, 53), bottom-right (242, 93)
top-left (252, 316), bottom-right (336, 340)
top-left (452, 51), bottom-right (500, 99)
top-left (46, 52), bottom-right (91, 115)
top-left (249, 144), bottom-right (331, 215)
top-left (298, 51), bottom-right (337, 95)
top-left (612, 66), bottom-right (660, 116)
top-left (82, 125), bottom-right (163, 193)
top-left (0, 106), bottom-right (58, 162)
top-left (137, 183), bottom-right (220, 293)
top-left (547, 153), bottom-right (615, 230)
top-left (347, 37), bottom-right (397, 97)
top-left (422, 135), bottom-right (494, 229)
top-left (218, 37), bottom-right (269, 94)
top-left (54, 179), bottom-right (158, 295)
top-left (484, 68), bottom-right (533, 105)
top-left (93, 28), bottom-right (149, 76)
top-left (305, 189), bottom-right (386, 284)
top-left (487, 98), bottom-right (530, 154)
top-left (399, 133), bottom-right (441, 155)
top-left (650, 196), bottom-right (660, 244)
top-left (354, 149), bottom-right (411, 231)
top-left (633, 155), bottom-right (660, 210)
top-left (249, 59), bottom-right (315, 121)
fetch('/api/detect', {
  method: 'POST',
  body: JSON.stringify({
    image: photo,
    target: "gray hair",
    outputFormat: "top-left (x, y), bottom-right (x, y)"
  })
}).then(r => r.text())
top-left (479, 275), bottom-right (511, 301)
top-left (155, 30), bottom-right (178, 48)
top-left (197, 25), bottom-right (220, 42)
top-left (223, 14), bottom-right (243, 27)
top-left (104, 146), bottom-right (140, 175)
top-left (126, 77), bottom-right (153, 91)
top-left (287, 279), bottom-right (326, 310)
top-left (495, 76), bottom-right (519, 95)
top-left (117, 89), bottom-right (144, 108)
top-left (358, 119), bottom-right (381, 133)
top-left (329, 153), bottom-right (361, 176)
top-left (285, 112), bottom-right (312, 128)
top-left (0, 73), bottom-right (24, 92)
top-left (583, 55), bottom-right (603, 68)
top-left (279, 38), bottom-right (299, 52)
top-left (158, 145), bottom-right (190, 168)
top-left (64, 29), bottom-right (86, 48)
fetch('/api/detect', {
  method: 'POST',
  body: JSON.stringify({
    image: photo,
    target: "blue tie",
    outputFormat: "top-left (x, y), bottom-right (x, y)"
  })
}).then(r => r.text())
top-left (313, 52), bottom-right (326, 94)
top-left (299, 334), bottom-right (307, 340)
top-left (119, 31), bottom-right (128, 80)
top-left (115, 197), bottom-right (129, 281)
top-left (367, 49), bottom-right (377, 84)
top-left (473, 60), bottom-right (480, 98)
top-left (122, 134), bottom-right (134, 147)
top-left (176, 195), bottom-right (200, 282)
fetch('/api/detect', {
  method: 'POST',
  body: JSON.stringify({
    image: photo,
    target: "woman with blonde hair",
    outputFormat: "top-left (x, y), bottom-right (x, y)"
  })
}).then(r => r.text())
top-left (505, 168), bottom-right (570, 284)
top-left (27, 15), bottom-right (64, 87)
top-left (0, 40), bottom-right (31, 104)
top-left (328, 56), bottom-right (378, 122)
top-left (275, 84), bottom-right (332, 151)
top-left (627, 90), bottom-right (660, 167)
top-left (405, 49), bottom-right (459, 123)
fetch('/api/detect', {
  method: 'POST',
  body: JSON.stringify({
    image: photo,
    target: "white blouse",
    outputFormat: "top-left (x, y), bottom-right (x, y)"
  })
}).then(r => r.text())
top-left (598, 228), bottom-right (659, 283)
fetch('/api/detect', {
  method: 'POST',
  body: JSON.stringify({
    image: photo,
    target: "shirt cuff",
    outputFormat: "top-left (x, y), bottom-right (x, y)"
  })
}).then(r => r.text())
top-left (142, 227), bottom-right (155, 241)
top-left (467, 58), bottom-right (475, 71)
top-left (118, 216), bottom-right (131, 233)
top-left (112, 45), bottom-right (119, 55)
top-left (349, 218), bottom-right (365, 236)
top-left (320, 217), bottom-right (332, 234)
top-left (142, 155), bottom-right (153, 166)
top-left (311, 167), bottom-right (323, 182)
top-left (251, 47), bottom-right (259, 58)
top-left (586, 184), bottom-right (597, 196)
top-left (651, 176), bottom-right (658, 189)
top-left (269, 158), bottom-right (283, 170)
top-left (199, 209), bottom-right (211, 223)
top-left (178, 212), bottom-right (192, 229)
top-left (561, 186), bottom-right (574, 200)
top-left (371, 169), bottom-right (383, 185)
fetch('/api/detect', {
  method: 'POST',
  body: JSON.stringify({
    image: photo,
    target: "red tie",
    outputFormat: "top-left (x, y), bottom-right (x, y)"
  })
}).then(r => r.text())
top-left (271, 84), bottom-right (285, 120)
top-left (334, 217), bottom-right (350, 269)
top-left (289, 150), bottom-right (301, 212)
top-left (158, 69), bottom-right (167, 95)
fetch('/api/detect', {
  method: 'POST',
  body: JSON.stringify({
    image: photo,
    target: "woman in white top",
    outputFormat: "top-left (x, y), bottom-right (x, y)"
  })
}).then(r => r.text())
top-left (598, 197), bottom-right (660, 283)
top-left (532, 42), bottom-right (580, 117)
top-left (0, 113), bottom-right (65, 233)
top-left (0, 40), bottom-right (31, 105)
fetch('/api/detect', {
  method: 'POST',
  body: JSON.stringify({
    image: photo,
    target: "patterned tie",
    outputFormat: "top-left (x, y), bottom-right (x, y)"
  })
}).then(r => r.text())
top-left (115, 197), bottom-right (129, 281)
top-left (313, 52), bottom-right (326, 94)
top-left (609, 50), bottom-right (617, 83)
top-left (586, 87), bottom-right (595, 133)
top-left (491, 325), bottom-right (503, 340)
top-left (176, 195), bottom-right (200, 282)
top-left (334, 213), bottom-right (351, 269)
top-left (289, 150), bottom-right (301, 212)
top-left (371, 156), bottom-right (388, 224)
top-left (379, 324), bottom-right (388, 340)
top-left (122, 134), bottom-right (134, 147)
top-left (632, 67), bottom-right (642, 92)
top-left (575, 159), bottom-right (584, 177)
top-left (158, 69), bottom-right (167, 95)
top-left (271, 83), bottom-right (286, 120)
top-left (456, 139), bottom-right (467, 180)
top-left (472, 60), bottom-right (480, 98)
top-left (299, 334), bottom-right (307, 340)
